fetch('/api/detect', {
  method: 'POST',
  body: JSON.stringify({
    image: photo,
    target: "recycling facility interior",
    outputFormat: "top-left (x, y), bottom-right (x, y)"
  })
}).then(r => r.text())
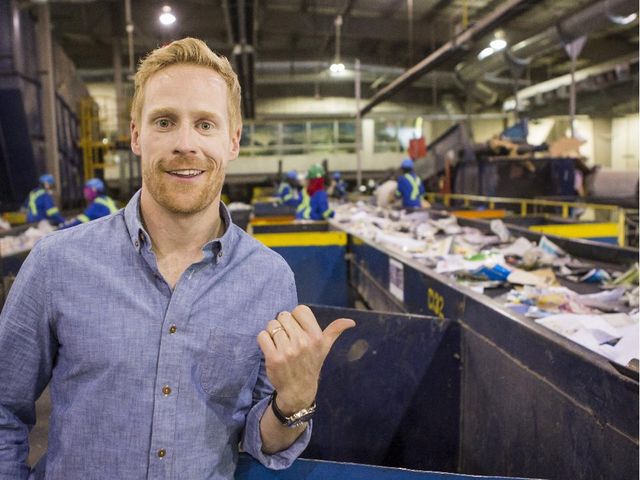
top-left (0, 1), bottom-right (639, 480)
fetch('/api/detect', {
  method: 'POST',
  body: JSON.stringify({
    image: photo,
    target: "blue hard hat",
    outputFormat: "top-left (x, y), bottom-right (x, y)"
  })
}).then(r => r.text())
top-left (401, 158), bottom-right (414, 169)
top-left (85, 178), bottom-right (105, 192)
top-left (286, 170), bottom-right (297, 180)
top-left (39, 174), bottom-right (55, 186)
top-left (332, 171), bottom-right (341, 179)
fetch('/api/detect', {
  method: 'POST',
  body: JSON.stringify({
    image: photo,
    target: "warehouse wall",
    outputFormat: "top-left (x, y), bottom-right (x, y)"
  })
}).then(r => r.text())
top-left (86, 83), bottom-right (122, 137)
top-left (257, 96), bottom-right (427, 117)
top-left (80, 80), bottom-right (638, 177)
top-left (611, 114), bottom-right (639, 171)
top-left (592, 117), bottom-right (612, 168)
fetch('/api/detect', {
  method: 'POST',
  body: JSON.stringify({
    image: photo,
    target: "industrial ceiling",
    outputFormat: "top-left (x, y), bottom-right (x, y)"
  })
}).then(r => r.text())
top-left (31, 0), bottom-right (640, 118)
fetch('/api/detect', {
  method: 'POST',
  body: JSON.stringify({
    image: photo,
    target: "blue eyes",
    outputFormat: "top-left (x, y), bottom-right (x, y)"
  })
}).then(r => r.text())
top-left (154, 119), bottom-right (215, 131)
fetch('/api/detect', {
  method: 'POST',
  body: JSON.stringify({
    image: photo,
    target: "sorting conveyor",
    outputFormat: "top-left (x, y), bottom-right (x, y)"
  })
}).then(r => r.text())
top-left (329, 217), bottom-right (638, 480)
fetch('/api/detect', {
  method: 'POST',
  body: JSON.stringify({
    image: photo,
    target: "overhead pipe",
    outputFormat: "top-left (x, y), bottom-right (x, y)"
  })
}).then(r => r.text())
top-left (456, 0), bottom-right (638, 106)
top-left (359, 0), bottom-right (536, 116)
top-left (124, 0), bottom-right (134, 75)
top-left (224, 0), bottom-right (256, 120)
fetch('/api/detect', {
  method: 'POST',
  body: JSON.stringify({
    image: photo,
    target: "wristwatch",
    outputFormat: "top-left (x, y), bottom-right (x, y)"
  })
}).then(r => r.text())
top-left (270, 391), bottom-right (316, 428)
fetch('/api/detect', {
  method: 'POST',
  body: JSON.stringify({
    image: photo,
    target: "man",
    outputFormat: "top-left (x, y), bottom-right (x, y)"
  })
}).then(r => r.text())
top-left (25, 173), bottom-right (65, 225)
top-left (0, 37), bottom-right (354, 479)
top-left (395, 158), bottom-right (425, 208)
top-left (295, 164), bottom-right (334, 221)
top-left (59, 178), bottom-right (119, 229)
top-left (276, 170), bottom-right (301, 207)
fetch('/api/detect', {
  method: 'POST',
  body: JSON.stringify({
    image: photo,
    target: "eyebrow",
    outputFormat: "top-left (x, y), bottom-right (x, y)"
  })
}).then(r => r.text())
top-left (147, 108), bottom-right (177, 120)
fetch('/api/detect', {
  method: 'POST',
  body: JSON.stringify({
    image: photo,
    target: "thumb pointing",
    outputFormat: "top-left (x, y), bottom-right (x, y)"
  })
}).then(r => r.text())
top-left (322, 318), bottom-right (356, 352)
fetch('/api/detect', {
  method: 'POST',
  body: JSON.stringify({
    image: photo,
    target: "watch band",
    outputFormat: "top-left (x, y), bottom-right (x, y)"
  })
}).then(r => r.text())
top-left (270, 391), bottom-right (316, 428)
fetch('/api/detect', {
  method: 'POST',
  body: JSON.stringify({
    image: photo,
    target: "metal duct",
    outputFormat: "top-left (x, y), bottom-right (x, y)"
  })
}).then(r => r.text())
top-left (440, 94), bottom-right (464, 115)
top-left (456, 0), bottom-right (638, 106)
top-left (224, 0), bottom-right (256, 120)
top-left (360, 0), bottom-right (537, 116)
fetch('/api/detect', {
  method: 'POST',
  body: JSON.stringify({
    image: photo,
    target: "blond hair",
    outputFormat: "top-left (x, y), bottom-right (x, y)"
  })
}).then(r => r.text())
top-left (131, 37), bottom-right (242, 134)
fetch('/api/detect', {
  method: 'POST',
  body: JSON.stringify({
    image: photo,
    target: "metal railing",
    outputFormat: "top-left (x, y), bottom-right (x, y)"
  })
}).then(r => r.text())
top-left (425, 192), bottom-right (630, 246)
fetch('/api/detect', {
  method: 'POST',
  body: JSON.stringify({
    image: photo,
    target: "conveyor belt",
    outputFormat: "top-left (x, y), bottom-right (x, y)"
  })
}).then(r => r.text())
top-left (330, 218), bottom-right (638, 480)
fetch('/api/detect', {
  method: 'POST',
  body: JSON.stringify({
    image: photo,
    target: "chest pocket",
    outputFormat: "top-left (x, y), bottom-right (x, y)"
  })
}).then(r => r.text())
top-left (200, 329), bottom-right (261, 399)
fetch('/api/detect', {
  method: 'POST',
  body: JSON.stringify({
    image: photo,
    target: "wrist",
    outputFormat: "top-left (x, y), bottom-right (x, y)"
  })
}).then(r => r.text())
top-left (273, 390), bottom-right (315, 415)
top-left (270, 391), bottom-right (316, 428)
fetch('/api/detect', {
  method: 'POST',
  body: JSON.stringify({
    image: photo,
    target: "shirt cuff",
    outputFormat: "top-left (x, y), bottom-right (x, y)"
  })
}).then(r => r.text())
top-left (240, 394), bottom-right (312, 470)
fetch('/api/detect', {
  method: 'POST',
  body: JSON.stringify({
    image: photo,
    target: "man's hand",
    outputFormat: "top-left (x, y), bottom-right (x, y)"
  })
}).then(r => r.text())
top-left (257, 305), bottom-right (355, 414)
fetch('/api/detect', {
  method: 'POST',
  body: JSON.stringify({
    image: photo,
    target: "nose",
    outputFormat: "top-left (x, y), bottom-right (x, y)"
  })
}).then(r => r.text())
top-left (172, 123), bottom-right (198, 155)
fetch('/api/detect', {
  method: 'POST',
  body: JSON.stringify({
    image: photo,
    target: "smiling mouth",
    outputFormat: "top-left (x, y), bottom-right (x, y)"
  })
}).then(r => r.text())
top-left (167, 169), bottom-right (205, 178)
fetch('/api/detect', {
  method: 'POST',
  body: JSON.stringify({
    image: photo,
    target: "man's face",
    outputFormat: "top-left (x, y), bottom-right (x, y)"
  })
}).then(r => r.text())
top-left (131, 64), bottom-right (240, 215)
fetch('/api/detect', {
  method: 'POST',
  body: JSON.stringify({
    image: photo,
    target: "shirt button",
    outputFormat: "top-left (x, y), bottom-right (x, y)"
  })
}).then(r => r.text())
top-left (158, 448), bottom-right (166, 458)
top-left (169, 325), bottom-right (177, 334)
top-left (162, 385), bottom-right (172, 396)
top-left (217, 250), bottom-right (223, 258)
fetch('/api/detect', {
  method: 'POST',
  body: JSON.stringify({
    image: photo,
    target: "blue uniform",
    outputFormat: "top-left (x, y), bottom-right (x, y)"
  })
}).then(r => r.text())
top-left (60, 195), bottom-right (119, 229)
top-left (277, 182), bottom-right (301, 207)
top-left (296, 190), bottom-right (334, 220)
top-left (26, 188), bottom-right (65, 224)
top-left (395, 172), bottom-right (425, 208)
top-left (332, 180), bottom-right (347, 199)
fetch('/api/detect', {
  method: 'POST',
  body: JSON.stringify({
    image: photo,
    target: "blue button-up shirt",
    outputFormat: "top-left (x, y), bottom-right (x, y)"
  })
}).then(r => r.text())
top-left (0, 190), bottom-right (310, 479)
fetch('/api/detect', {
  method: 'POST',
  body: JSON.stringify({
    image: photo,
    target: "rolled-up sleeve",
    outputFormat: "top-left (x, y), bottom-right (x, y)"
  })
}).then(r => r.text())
top-left (239, 265), bottom-right (311, 469)
top-left (0, 242), bottom-right (56, 479)
top-left (241, 395), bottom-right (312, 469)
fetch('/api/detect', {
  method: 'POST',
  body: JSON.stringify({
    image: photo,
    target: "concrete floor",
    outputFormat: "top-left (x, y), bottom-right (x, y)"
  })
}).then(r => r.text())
top-left (28, 389), bottom-right (50, 468)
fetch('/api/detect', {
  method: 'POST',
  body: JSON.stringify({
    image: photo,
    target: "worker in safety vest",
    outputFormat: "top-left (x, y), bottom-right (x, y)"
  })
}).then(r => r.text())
top-left (395, 158), bottom-right (425, 208)
top-left (25, 173), bottom-right (65, 225)
top-left (277, 170), bottom-right (301, 207)
top-left (329, 171), bottom-right (347, 200)
top-left (296, 164), bottom-right (334, 220)
top-left (59, 178), bottom-right (118, 229)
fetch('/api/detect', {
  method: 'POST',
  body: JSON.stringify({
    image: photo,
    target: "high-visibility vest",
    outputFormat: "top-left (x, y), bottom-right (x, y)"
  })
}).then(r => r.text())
top-left (76, 196), bottom-right (118, 223)
top-left (28, 188), bottom-right (45, 216)
top-left (404, 173), bottom-right (421, 201)
top-left (95, 195), bottom-right (118, 213)
top-left (296, 189), bottom-right (311, 219)
top-left (277, 183), bottom-right (293, 203)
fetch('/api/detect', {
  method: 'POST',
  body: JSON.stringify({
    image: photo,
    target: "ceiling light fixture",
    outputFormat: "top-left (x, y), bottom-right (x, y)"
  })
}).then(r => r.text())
top-left (159, 5), bottom-right (176, 26)
top-left (330, 15), bottom-right (345, 76)
top-left (330, 63), bottom-right (345, 74)
top-left (489, 38), bottom-right (507, 51)
top-left (609, 12), bottom-right (638, 25)
top-left (477, 47), bottom-right (494, 60)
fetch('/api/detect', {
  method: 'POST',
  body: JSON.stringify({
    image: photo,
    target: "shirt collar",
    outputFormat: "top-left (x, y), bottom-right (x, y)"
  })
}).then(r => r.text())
top-left (124, 189), bottom-right (237, 262)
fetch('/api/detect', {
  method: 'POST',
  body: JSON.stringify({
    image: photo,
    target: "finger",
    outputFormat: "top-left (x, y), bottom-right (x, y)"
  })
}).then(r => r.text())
top-left (266, 319), bottom-right (290, 349)
top-left (290, 305), bottom-right (322, 335)
top-left (276, 310), bottom-right (305, 339)
top-left (266, 319), bottom-right (284, 336)
top-left (322, 318), bottom-right (356, 352)
top-left (257, 330), bottom-right (278, 357)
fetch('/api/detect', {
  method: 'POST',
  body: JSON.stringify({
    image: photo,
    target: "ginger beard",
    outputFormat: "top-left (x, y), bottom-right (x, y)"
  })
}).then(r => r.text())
top-left (142, 155), bottom-right (225, 215)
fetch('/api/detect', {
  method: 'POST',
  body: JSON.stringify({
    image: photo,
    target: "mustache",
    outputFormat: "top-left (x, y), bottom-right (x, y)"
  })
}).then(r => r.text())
top-left (158, 156), bottom-right (216, 171)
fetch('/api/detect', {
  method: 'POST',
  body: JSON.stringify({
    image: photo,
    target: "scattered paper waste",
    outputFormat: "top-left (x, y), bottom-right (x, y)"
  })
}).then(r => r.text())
top-left (227, 202), bottom-right (253, 211)
top-left (0, 221), bottom-right (55, 257)
top-left (536, 312), bottom-right (638, 366)
top-left (330, 201), bottom-right (639, 368)
top-left (490, 219), bottom-right (511, 242)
